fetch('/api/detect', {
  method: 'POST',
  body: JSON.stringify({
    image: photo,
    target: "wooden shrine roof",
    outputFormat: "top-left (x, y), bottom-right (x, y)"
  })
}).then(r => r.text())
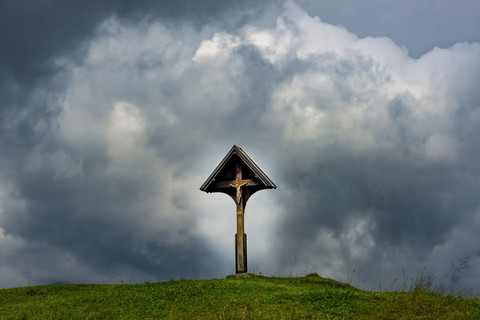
top-left (200, 145), bottom-right (277, 193)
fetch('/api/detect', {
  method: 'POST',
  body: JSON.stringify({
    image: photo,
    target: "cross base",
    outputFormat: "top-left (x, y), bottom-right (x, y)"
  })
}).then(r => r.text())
top-left (235, 233), bottom-right (247, 274)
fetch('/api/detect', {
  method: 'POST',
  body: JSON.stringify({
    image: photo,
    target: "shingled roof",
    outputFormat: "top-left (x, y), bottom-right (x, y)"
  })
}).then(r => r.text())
top-left (200, 145), bottom-right (276, 193)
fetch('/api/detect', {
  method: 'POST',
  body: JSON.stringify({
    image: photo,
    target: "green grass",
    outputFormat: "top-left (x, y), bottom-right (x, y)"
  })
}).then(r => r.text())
top-left (0, 273), bottom-right (478, 319)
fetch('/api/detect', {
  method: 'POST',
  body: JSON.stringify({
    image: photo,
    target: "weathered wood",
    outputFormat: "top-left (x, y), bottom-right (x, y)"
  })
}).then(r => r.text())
top-left (234, 161), bottom-right (247, 272)
top-left (200, 145), bottom-right (276, 274)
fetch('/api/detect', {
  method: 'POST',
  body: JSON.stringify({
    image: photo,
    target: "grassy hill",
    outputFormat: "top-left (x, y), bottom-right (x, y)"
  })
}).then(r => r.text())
top-left (0, 273), bottom-right (478, 319)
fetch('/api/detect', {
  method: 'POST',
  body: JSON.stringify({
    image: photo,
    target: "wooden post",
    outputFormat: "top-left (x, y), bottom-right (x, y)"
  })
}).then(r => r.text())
top-left (199, 145), bottom-right (276, 276)
top-left (233, 162), bottom-right (247, 273)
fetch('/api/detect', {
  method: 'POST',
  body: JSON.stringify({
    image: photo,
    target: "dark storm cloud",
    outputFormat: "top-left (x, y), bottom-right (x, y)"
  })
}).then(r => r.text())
top-left (0, 116), bottom-right (222, 285)
top-left (1, 0), bottom-right (480, 291)
top-left (0, 0), bottom-right (278, 147)
top-left (0, 0), bottom-right (277, 82)
top-left (274, 150), bottom-right (480, 260)
top-left (254, 14), bottom-right (480, 287)
top-left (0, 0), bottom-right (278, 287)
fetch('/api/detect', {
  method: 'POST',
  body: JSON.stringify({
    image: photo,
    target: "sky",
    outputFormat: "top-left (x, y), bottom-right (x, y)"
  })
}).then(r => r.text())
top-left (1, 0), bottom-right (480, 292)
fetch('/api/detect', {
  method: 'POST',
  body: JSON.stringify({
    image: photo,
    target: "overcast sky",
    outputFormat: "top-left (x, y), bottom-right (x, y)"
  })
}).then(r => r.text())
top-left (1, 0), bottom-right (480, 292)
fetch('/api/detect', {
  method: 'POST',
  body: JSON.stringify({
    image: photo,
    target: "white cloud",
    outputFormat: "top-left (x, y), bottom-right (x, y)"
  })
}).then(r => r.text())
top-left (193, 32), bottom-right (241, 61)
top-left (106, 102), bottom-right (147, 159)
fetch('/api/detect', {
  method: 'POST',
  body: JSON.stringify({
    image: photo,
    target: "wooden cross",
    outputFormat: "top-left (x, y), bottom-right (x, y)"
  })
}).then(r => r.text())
top-left (230, 164), bottom-right (248, 204)
top-left (230, 162), bottom-right (248, 273)
top-left (200, 145), bottom-right (276, 274)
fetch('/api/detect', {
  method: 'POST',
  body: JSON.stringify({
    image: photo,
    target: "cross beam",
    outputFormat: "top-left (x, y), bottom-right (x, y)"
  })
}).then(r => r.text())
top-left (214, 179), bottom-right (260, 189)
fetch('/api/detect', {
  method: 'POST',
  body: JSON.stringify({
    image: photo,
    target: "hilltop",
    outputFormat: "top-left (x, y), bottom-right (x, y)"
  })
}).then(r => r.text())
top-left (0, 273), bottom-right (478, 319)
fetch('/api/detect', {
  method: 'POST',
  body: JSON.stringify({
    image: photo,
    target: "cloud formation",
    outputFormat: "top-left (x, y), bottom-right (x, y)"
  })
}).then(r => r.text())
top-left (0, 1), bottom-right (479, 291)
top-left (295, 0), bottom-right (480, 58)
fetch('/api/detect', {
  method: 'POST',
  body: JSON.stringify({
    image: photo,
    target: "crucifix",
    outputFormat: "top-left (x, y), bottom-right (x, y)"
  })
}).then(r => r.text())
top-left (200, 145), bottom-right (276, 274)
top-left (231, 162), bottom-right (248, 273)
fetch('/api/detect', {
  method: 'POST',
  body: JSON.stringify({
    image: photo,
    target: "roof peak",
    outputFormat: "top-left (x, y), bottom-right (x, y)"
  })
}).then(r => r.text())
top-left (200, 145), bottom-right (276, 192)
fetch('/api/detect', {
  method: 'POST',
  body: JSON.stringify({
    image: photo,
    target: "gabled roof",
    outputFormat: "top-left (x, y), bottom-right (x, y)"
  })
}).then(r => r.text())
top-left (200, 145), bottom-right (277, 192)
